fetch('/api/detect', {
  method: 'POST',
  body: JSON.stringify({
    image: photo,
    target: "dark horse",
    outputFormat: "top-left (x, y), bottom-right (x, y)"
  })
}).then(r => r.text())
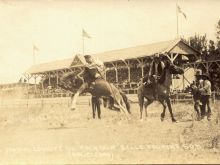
top-left (137, 62), bottom-right (184, 122)
top-left (60, 67), bottom-right (131, 119)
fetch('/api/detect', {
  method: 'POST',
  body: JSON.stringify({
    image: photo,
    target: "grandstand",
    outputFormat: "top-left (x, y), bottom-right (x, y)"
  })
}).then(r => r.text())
top-left (0, 82), bottom-right (34, 99)
top-left (23, 38), bottom-right (201, 98)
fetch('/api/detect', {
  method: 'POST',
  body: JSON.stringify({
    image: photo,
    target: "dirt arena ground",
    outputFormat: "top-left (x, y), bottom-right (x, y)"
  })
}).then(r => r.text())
top-left (0, 100), bottom-right (220, 164)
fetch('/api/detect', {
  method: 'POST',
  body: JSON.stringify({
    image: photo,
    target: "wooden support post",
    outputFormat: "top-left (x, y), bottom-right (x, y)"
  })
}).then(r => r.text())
top-left (56, 71), bottom-right (59, 87)
top-left (48, 73), bottom-right (51, 86)
top-left (182, 72), bottom-right (185, 90)
top-left (141, 66), bottom-right (144, 77)
top-left (111, 62), bottom-right (118, 83)
top-left (34, 75), bottom-right (37, 95)
top-left (170, 53), bottom-right (179, 64)
top-left (215, 61), bottom-right (220, 68)
top-left (127, 61), bottom-right (130, 82)
top-left (115, 68), bottom-right (118, 83)
top-left (136, 58), bottom-right (144, 77)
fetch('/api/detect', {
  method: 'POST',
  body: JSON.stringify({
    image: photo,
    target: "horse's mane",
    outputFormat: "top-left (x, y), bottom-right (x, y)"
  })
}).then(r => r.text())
top-left (60, 72), bottom-right (76, 82)
top-left (159, 63), bottom-right (184, 84)
top-left (158, 63), bottom-right (170, 84)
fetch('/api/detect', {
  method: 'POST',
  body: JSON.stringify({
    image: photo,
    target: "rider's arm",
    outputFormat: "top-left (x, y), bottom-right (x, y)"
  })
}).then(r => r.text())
top-left (77, 68), bottom-right (85, 78)
top-left (161, 61), bottom-right (165, 70)
top-left (94, 57), bottom-right (104, 67)
top-left (201, 80), bottom-right (211, 93)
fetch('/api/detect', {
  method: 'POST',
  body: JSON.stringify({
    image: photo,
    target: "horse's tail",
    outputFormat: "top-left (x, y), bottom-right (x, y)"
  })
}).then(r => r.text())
top-left (120, 91), bottom-right (131, 114)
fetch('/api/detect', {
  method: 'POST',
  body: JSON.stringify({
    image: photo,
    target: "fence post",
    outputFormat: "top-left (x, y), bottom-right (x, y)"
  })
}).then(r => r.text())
top-left (41, 99), bottom-right (44, 109)
top-left (212, 92), bottom-right (215, 104)
top-left (27, 99), bottom-right (29, 108)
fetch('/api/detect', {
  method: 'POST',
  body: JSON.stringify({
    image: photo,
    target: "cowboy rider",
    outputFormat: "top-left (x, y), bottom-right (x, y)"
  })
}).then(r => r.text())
top-left (78, 54), bottom-right (105, 89)
top-left (143, 53), bottom-right (166, 99)
top-left (84, 54), bottom-right (105, 79)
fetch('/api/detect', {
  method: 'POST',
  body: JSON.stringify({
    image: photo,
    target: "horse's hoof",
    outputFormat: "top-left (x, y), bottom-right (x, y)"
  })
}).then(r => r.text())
top-left (172, 119), bottom-right (177, 123)
top-left (71, 107), bottom-right (76, 111)
top-left (161, 117), bottom-right (164, 122)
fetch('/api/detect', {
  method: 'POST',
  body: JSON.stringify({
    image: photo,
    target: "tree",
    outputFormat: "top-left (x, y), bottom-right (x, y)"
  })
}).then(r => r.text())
top-left (184, 34), bottom-right (208, 60)
top-left (208, 40), bottom-right (216, 56)
top-left (216, 20), bottom-right (220, 56)
top-left (216, 20), bottom-right (220, 41)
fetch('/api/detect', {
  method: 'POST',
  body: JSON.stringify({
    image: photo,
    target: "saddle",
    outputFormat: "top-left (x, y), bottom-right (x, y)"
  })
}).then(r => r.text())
top-left (143, 75), bottom-right (162, 87)
top-left (83, 67), bottom-right (104, 91)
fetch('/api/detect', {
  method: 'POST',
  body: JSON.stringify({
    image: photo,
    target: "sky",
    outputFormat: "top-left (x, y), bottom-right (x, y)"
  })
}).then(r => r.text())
top-left (0, 0), bottom-right (220, 83)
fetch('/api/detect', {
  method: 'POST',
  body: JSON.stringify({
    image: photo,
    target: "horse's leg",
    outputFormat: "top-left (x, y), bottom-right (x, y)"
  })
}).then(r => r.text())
top-left (138, 94), bottom-right (144, 120)
top-left (71, 83), bottom-right (88, 110)
top-left (71, 91), bottom-right (80, 110)
top-left (159, 97), bottom-right (166, 121)
top-left (144, 99), bottom-right (153, 119)
top-left (118, 97), bottom-right (129, 115)
top-left (120, 92), bottom-right (131, 114)
top-left (103, 97), bottom-right (107, 108)
top-left (110, 92), bottom-right (128, 115)
top-left (166, 97), bottom-right (177, 122)
top-left (92, 96), bottom-right (96, 119)
top-left (96, 97), bottom-right (101, 119)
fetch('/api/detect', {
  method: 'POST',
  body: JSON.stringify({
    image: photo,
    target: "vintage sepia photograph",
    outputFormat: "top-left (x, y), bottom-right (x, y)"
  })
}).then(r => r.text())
top-left (0, 0), bottom-right (220, 164)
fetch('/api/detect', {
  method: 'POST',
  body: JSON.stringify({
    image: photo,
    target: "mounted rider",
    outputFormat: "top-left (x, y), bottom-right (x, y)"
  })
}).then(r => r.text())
top-left (78, 54), bottom-right (105, 90)
top-left (143, 53), bottom-right (166, 99)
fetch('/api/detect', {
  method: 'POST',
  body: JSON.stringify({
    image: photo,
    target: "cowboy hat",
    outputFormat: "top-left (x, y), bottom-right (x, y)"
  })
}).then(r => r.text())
top-left (84, 54), bottom-right (92, 59)
top-left (195, 69), bottom-right (203, 77)
top-left (154, 53), bottom-right (160, 58)
top-left (201, 72), bottom-right (210, 79)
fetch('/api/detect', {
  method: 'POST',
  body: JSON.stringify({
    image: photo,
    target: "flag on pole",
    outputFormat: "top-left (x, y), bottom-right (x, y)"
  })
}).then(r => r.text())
top-left (82, 29), bottom-right (91, 38)
top-left (33, 44), bottom-right (39, 51)
top-left (177, 5), bottom-right (187, 19)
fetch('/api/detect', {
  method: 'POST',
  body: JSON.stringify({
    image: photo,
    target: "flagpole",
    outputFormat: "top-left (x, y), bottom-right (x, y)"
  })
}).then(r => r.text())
top-left (33, 46), bottom-right (36, 65)
top-left (176, 4), bottom-right (179, 38)
top-left (82, 35), bottom-right (85, 55)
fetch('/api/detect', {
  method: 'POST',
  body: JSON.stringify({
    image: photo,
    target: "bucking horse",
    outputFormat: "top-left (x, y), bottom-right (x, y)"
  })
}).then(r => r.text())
top-left (58, 67), bottom-right (131, 119)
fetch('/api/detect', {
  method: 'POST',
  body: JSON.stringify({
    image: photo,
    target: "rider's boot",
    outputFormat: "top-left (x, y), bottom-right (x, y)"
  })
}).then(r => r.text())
top-left (89, 82), bottom-right (95, 91)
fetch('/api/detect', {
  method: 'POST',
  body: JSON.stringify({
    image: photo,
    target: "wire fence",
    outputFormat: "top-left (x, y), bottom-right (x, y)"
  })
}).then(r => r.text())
top-left (0, 93), bottom-right (219, 109)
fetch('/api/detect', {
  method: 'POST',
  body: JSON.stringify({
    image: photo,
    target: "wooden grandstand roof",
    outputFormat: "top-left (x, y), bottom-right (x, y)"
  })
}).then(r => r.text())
top-left (95, 38), bottom-right (200, 62)
top-left (25, 38), bottom-right (200, 74)
top-left (25, 55), bottom-right (87, 74)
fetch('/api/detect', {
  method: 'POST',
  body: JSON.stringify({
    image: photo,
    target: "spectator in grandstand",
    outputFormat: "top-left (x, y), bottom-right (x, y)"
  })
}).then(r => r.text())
top-left (106, 70), bottom-right (116, 83)
top-left (199, 73), bottom-right (212, 121)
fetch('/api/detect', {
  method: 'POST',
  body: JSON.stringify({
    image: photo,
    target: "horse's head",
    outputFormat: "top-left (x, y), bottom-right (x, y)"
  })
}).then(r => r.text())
top-left (159, 62), bottom-right (184, 86)
top-left (168, 64), bottom-right (184, 75)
